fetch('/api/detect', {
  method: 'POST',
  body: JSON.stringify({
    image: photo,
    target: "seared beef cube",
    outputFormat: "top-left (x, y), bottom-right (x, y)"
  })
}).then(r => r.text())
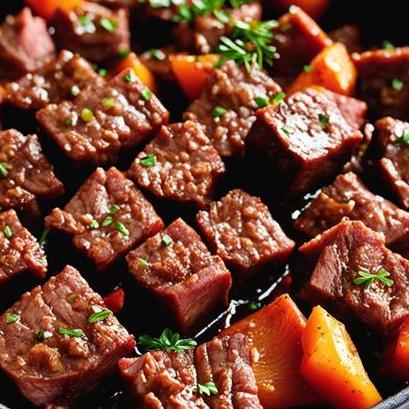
top-left (247, 87), bottom-right (363, 196)
top-left (126, 218), bottom-right (232, 333)
top-left (294, 172), bottom-right (409, 249)
top-left (46, 167), bottom-right (163, 271)
top-left (185, 61), bottom-right (282, 157)
top-left (0, 129), bottom-right (64, 215)
top-left (128, 121), bottom-right (225, 208)
top-left (329, 24), bottom-right (362, 53)
top-left (0, 8), bottom-right (55, 80)
top-left (195, 333), bottom-right (262, 409)
top-left (6, 50), bottom-right (102, 111)
top-left (52, 2), bottom-right (130, 63)
top-left (0, 209), bottom-right (47, 284)
top-left (0, 265), bottom-right (135, 406)
top-left (354, 48), bottom-right (409, 120)
top-left (196, 189), bottom-right (295, 276)
top-left (300, 220), bottom-right (409, 331)
top-left (36, 68), bottom-right (169, 165)
top-left (375, 117), bottom-right (409, 210)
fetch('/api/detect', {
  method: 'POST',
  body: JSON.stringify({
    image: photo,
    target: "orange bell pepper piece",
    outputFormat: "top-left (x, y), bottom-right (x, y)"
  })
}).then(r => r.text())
top-left (287, 42), bottom-right (357, 96)
top-left (274, 0), bottom-right (330, 21)
top-left (25, 0), bottom-right (83, 20)
top-left (170, 54), bottom-right (219, 100)
top-left (301, 306), bottom-right (382, 409)
top-left (222, 294), bottom-right (321, 408)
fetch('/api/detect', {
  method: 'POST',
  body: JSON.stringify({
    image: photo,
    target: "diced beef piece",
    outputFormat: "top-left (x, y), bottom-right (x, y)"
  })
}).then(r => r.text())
top-left (294, 172), bottom-right (409, 250)
top-left (299, 220), bottom-right (409, 331)
top-left (329, 24), bottom-right (362, 53)
top-left (128, 121), bottom-right (225, 209)
top-left (196, 189), bottom-right (295, 276)
top-left (51, 2), bottom-right (130, 63)
top-left (247, 87), bottom-right (363, 196)
top-left (5, 50), bottom-right (102, 111)
top-left (0, 265), bottom-right (135, 406)
top-left (36, 69), bottom-right (169, 165)
top-left (185, 61), bottom-right (282, 157)
top-left (0, 129), bottom-right (64, 215)
top-left (0, 209), bottom-right (47, 284)
top-left (46, 167), bottom-right (163, 271)
top-left (126, 218), bottom-right (232, 333)
top-left (354, 47), bottom-right (409, 120)
top-left (0, 8), bottom-right (55, 80)
top-left (374, 117), bottom-right (409, 210)
top-left (140, 47), bottom-right (175, 82)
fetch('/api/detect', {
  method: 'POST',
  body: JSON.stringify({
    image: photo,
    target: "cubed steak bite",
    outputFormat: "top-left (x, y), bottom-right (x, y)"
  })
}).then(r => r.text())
top-left (299, 220), bottom-right (409, 331)
top-left (184, 61), bottom-right (282, 158)
top-left (51, 1), bottom-right (130, 63)
top-left (36, 68), bottom-right (169, 165)
top-left (247, 87), bottom-right (363, 197)
top-left (294, 171), bottom-right (409, 249)
top-left (0, 8), bottom-right (55, 80)
top-left (0, 129), bottom-right (64, 215)
top-left (128, 121), bottom-right (225, 209)
top-left (46, 167), bottom-right (163, 271)
top-left (0, 265), bottom-right (135, 407)
top-left (5, 50), bottom-right (103, 111)
top-left (126, 218), bottom-right (232, 333)
top-left (0, 209), bottom-right (47, 285)
top-left (196, 189), bottom-right (295, 276)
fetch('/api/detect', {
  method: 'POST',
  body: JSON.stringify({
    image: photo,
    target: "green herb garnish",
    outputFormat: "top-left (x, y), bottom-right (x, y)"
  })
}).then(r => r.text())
top-left (114, 221), bottom-right (129, 236)
top-left (38, 228), bottom-right (50, 248)
top-left (102, 216), bottom-right (113, 227)
top-left (138, 328), bottom-right (197, 352)
top-left (99, 18), bottom-right (118, 33)
top-left (319, 114), bottom-right (330, 127)
top-left (110, 204), bottom-right (121, 214)
top-left (382, 40), bottom-right (395, 50)
top-left (353, 267), bottom-right (394, 288)
top-left (138, 258), bottom-right (150, 267)
top-left (78, 15), bottom-right (95, 31)
top-left (391, 78), bottom-right (404, 91)
top-left (212, 106), bottom-right (228, 117)
top-left (197, 381), bottom-right (218, 396)
top-left (88, 306), bottom-right (111, 323)
top-left (255, 96), bottom-right (269, 108)
top-left (141, 88), bottom-right (153, 101)
top-left (272, 91), bottom-right (286, 104)
top-left (124, 71), bottom-right (136, 83)
top-left (6, 313), bottom-right (19, 324)
top-left (81, 108), bottom-right (94, 122)
top-left (58, 327), bottom-right (84, 338)
top-left (3, 225), bottom-right (12, 239)
top-left (281, 125), bottom-right (294, 134)
top-left (140, 154), bottom-right (157, 167)
top-left (88, 220), bottom-right (100, 230)
top-left (0, 162), bottom-right (8, 178)
top-left (102, 98), bottom-right (115, 109)
top-left (36, 329), bottom-right (53, 341)
top-left (148, 49), bottom-right (166, 61)
top-left (248, 301), bottom-right (261, 311)
top-left (118, 48), bottom-right (131, 58)
top-left (161, 234), bottom-right (172, 247)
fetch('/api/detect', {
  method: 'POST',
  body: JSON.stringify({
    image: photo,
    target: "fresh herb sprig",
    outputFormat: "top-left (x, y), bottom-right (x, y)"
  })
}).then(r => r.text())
top-left (395, 131), bottom-right (409, 147)
top-left (197, 381), bottom-right (218, 396)
top-left (138, 328), bottom-right (197, 352)
top-left (353, 267), bottom-right (394, 289)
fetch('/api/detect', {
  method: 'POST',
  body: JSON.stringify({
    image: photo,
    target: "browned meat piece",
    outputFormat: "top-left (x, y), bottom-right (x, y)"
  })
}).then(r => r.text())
top-left (0, 265), bottom-right (135, 406)
top-left (247, 87), bottom-right (363, 196)
top-left (51, 2), bottom-right (130, 63)
top-left (126, 218), bottom-right (231, 333)
top-left (354, 47), bottom-right (409, 120)
top-left (36, 68), bottom-right (169, 165)
top-left (0, 209), bottom-right (47, 284)
top-left (128, 121), bottom-right (225, 209)
top-left (140, 47), bottom-right (175, 82)
top-left (196, 189), bottom-right (295, 276)
top-left (5, 50), bottom-right (103, 111)
top-left (0, 129), bottom-right (64, 215)
top-left (299, 220), bottom-right (409, 331)
top-left (46, 167), bottom-right (163, 271)
top-left (185, 61), bottom-right (282, 157)
top-left (294, 172), bottom-right (409, 250)
top-left (329, 24), bottom-right (362, 53)
top-left (0, 8), bottom-right (55, 80)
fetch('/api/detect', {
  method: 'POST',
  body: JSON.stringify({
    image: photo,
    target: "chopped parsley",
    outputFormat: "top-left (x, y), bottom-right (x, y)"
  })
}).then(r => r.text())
top-left (138, 328), bottom-right (197, 352)
top-left (99, 18), bottom-right (118, 32)
top-left (78, 14), bottom-right (95, 31)
top-left (140, 154), bottom-right (157, 167)
top-left (395, 131), bottom-right (409, 147)
top-left (114, 221), bottom-right (129, 236)
top-left (58, 327), bottom-right (84, 338)
top-left (281, 125), bottom-right (294, 134)
top-left (110, 204), bottom-right (121, 214)
top-left (141, 88), bottom-right (153, 101)
top-left (88, 220), bottom-right (100, 230)
top-left (303, 64), bottom-right (313, 73)
top-left (118, 48), bottom-right (131, 58)
top-left (161, 234), bottom-right (173, 247)
top-left (97, 68), bottom-right (108, 77)
top-left (88, 306), bottom-right (111, 323)
top-left (38, 228), bottom-right (51, 248)
top-left (102, 216), bottom-right (113, 227)
top-left (6, 313), bottom-right (20, 324)
top-left (272, 91), bottom-right (286, 104)
top-left (248, 301), bottom-right (261, 311)
top-left (124, 71), bottom-right (136, 83)
top-left (0, 162), bottom-right (8, 178)
top-left (382, 40), bottom-right (395, 50)
top-left (212, 106), bottom-right (228, 117)
top-left (81, 108), bottom-right (94, 122)
top-left (3, 225), bottom-right (12, 239)
top-left (36, 329), bottom-right (53, 341)
top-left (391, 78), bottom-right (404, 91)
top-left (319, 114), bottom-right (330, 127)
top-left (353, 267), bottom-right (394, 289)
top-left (138, 258), bottom-right (150, 267)
top-left (65, 117), bottom-right (74, 127)
top-left (197, 382), bottom-right (218, 396)
top-left (255, 96), bottom-right (269, 108)
top-left (148, 48), bottom-right (166, 61)
top-left (102, 97), bottom-right (115, 109)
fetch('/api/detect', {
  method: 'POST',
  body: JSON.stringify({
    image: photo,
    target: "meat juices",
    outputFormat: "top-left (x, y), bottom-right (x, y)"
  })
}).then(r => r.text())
top-left (0, 8), bottom-right (55, 80)
top-left (126, 218), bottom-right (232, 333)
top-left (128, 121), bottom-right (225, 209)
top-left (0, 129), bottom-right (64, 215)
top-left (299, 220), bottom-right (409, 331)
top-left (46, 167), bottom-right (163, 271)
top-left (247, 87), bottom-right (364, 196)
top-left (0, 209), bottom-right (47, 284)
top-left (36, 68), bottom-right (169, 165)
top-left (196, 189), bottom-right (295, 276)
top-left (0, 265), bottom-right (135, 406)
top-left (184, 61), bottom-right (282, 157)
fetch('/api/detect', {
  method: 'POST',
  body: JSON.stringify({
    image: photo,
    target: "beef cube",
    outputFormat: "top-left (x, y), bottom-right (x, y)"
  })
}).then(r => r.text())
top-left (5, 50), bottom-right (103, 111)
top-left (374, 117), bottom-right (409, 210)
top-left (184, 61), bottom-right (282, 157)
top-left (0, 209), bottom-right (47, 284)
top-left (128, 121), bottom-right (225, 209)
top-left (126, 218), bottom-right (232, 333)
top-left (46, 167), bottom-right (163, 271)
top-left (36, 69), bottom-right (169, 165)
top-left (295, 172), bottom-right (409, 250)
top-left (0, 265), bottom-right (135, 406)
top-left (299, 220), bottom-right (409, 331)
top-left (354, 48), bottom-right (409, 120)
top-left (0, 129), bottom-right (64, 215)
top-left (0, 8), bottom-right (55, 80)
top-left (51, 2), bottom-right (130, 63)
top-left (196, 189), bottom-right (295, 276)
top-left (247, 87), bottom-right (363, 196)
